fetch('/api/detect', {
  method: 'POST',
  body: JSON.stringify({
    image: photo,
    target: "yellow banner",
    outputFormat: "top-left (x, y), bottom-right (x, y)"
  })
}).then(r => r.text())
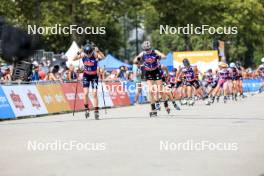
top-left (36, 84), bottom-right (71, 113)
top-left (173, 50), bottom-right (219, 72)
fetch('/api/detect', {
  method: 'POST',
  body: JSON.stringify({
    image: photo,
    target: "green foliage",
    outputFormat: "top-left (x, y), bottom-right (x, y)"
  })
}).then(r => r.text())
top-left (148, 0), bottom-right (264, 67)
top-left (0, 0), bottom-right (263, 66)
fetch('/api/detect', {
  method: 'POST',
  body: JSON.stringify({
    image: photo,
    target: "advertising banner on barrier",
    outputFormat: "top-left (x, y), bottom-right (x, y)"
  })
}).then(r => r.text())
top-left (104, 82), bottom-right (130, 106)
top-left (173, 50), bottom-right (219, 73)
top-left (1, 85), bottom-right (48, 117)
top-left (0, 86), bottom-right (15, 119)
top-left (89, 82), bottom-right (114, 108)
top-left (140, 82), bottom-right (149, 103)
top-left (123, 81), bottom-right (148, 104)
top-left (124, 81), bottom-right (136, 104)
top-left (37, 84), bottom-right (71, 113)
top-left (243, 79), bottom-right (261, 92)
top-left (60, 83), bottom-right (93, 110)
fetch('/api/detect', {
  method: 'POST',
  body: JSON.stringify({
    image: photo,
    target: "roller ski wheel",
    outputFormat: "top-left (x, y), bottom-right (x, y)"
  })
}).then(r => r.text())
top-left (94, 111), bottom-right (100, 120)
top-left (85, 110), bottom-right (90, 119)
top-left (149, 111), bottom-right (157, 117)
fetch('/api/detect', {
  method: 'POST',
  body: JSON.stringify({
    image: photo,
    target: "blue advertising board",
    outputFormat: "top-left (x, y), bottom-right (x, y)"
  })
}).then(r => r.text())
top-left (0, 86), bottom-right (15, 119)
top-left (243, 79), bottom-right (261, 92)
top-left (123, 81), bottom-right (148, 104)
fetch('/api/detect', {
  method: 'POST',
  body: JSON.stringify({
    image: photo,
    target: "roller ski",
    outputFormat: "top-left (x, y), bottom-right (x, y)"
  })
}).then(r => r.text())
top-left (149, 111), bottom-right (158, 117)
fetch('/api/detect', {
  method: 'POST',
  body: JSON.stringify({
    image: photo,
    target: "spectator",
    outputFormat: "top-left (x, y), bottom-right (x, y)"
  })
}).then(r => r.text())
top-left (67, 64), bottom-right (77, 81)
top-left (31, 61), bottom-right (40, 81)
top-left (38, 64), bottom-right (46, 80)
top-left (117, 66), bottom-right (128, 81)
top-left (47, 65), bottom-right (61, 81)
top-left (107, 70), bottom-right (118, 81)
top-left (3, 68), bottom-right (12, 82)
top-left (98, 67), bottom-right (106, 81)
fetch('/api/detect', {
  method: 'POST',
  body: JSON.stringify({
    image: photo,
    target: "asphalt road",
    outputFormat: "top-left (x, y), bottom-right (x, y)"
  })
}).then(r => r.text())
top-left (0, 94), bottom-right (264, 176)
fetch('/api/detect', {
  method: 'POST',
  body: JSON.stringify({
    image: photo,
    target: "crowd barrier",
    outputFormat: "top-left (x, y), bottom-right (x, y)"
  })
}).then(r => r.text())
top-left (0, 81), bottom-right (148, 119)
top-left (242, 79), bottom-right (262, 92)
top-left (0, 79), bottom-right (262, 119)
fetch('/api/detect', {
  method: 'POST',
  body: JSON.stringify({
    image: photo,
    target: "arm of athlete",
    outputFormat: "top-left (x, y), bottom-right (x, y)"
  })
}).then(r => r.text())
top-left (73, 49), bottom-right (84, 61)
top-left (154, 50), bottom-right (166, 59)
top-left (176, 66), bottom-right (182, 80)
top-left (133, 52), bottom-right (144, 63)
top-left (94, 47), bottom-right (105, 60)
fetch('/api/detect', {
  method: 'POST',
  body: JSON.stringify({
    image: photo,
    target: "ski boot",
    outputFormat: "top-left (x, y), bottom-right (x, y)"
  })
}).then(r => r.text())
top-left (155, 102), bottom-right (161, 111)
top-left (173, 102), bottom-right (181, 110)
top-left (94, 107), bottom-right (100, 120)
top-left (203, 93), bottom-right (209, 100)
top-left (85, 109), bottom-right (90, 119)
top-left (188, 98), bottom-right (195, 106)
top-left (84, 104), bottom-right (90, 119)
top-left (210, 96), bottom-right (215, 104)
top-left (94, 111), bottom-right (100, 120)
top-left (216, 96), bottom-right (220, 103)
top-left (180, 99), bottom-right (187, 105)
top-left (224, 96), bottom-right (228, 103)
top-left (234, 93), bottom-right (238, 101)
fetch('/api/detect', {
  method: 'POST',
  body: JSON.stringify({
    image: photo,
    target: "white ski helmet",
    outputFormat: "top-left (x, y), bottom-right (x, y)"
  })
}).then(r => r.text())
top-left (229, 62), bottom-right (236, 68)
top-left (142, 41), bottom-right (151, 50)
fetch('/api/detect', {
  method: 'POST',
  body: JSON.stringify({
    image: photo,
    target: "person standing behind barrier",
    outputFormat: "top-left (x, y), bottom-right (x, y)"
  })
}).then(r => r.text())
top-left (2, 67), bottom-right (12, 83)
top-left (67, 64), bottom-right (77, 81)
top-left (47, 65), bottom-right (61, 81)
top-left (31, 62), bottom-right (40, 81)
top-left (117, 66), bottom-right (128, 81)
top-left (74, 44), bottom-right (105, 120)
top-left (132, 61), bottom-right (142, 103)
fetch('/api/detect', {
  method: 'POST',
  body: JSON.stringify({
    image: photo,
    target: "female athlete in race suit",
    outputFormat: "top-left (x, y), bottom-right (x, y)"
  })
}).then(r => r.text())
top-left (134, 41), bottom-right (166, 117)
top-left (74, 44), bottom-right (105, 120)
